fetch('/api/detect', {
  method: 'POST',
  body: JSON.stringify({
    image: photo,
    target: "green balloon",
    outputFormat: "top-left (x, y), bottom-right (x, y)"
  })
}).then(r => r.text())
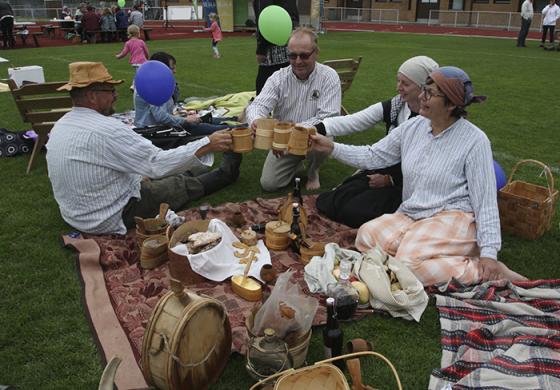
top-left (118, 0), bottom-right (126, 7)
top-left (258, 5), bottom-right (292, 46)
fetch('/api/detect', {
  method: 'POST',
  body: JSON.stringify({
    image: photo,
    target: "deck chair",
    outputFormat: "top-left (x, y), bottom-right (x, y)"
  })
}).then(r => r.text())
top-left (8, 79), bottom-right (72, 173)
top-left (323, 56), bottom-right (362, 115)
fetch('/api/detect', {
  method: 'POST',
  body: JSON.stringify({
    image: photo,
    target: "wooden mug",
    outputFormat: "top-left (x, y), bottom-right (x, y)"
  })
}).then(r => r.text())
top-left (231, 127), bottom-right (253, 153)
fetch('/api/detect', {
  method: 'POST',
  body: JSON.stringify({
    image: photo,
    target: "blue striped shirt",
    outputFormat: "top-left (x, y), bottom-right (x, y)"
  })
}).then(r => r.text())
top-left (46, 107), bottom-right (211, 235)
top-left (332, 116), bottom-right (501, 259)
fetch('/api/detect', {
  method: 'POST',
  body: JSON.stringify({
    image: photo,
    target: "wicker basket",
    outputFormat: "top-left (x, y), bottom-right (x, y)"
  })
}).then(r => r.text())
top-left (249, 351), bottom-right (403, 390)
top-left (498, 159), bottom-right (558, 240)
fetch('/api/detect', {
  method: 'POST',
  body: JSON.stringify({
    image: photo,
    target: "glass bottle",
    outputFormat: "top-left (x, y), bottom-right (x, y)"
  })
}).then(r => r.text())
top-left (323, 297), bottom-right (344, 370)
top-left (246, 328), bottom-right (291, 381)
top-left (289, 202), bottom-right (302, 254)
top-left (293, 177), bottom-right (303, 205)
top-left (327, 258), bottom-right (359, 320)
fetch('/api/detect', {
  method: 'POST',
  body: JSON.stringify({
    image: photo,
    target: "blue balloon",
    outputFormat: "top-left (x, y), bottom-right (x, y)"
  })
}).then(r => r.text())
top-left (134, 61), bottom-right (175, 106)
top-left (494, 160), bottom-right (507, 191)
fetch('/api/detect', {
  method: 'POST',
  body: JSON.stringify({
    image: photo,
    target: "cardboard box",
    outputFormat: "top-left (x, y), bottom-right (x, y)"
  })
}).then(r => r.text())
top-left (8, 66), bottom-right (45, 88)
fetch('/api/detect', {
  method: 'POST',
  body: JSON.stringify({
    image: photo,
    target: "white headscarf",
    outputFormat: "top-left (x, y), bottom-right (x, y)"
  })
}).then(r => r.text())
top-left (398, 56), bottom-right (439, 87)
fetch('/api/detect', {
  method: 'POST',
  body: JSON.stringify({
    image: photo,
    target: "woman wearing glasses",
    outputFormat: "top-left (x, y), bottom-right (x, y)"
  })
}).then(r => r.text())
top-left (315, 56), bottom-right (438, 228)
top-left (310, 66), bottom-right (527, 286)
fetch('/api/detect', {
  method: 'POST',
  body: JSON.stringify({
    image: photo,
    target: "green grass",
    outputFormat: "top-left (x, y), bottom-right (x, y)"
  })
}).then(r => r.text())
top-left (0, 32), bottom-right (559, 389)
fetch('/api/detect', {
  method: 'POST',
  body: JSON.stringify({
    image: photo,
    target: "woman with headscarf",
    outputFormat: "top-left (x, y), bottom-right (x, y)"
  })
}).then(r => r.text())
top-left (315, 56), bottom-right (438, 228)
top-left (311, 66), bottom-right (527, 286)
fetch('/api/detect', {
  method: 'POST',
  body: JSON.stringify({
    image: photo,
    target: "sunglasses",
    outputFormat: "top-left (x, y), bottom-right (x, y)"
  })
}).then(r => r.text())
top-left (287, 48), bottom-right (316, 60)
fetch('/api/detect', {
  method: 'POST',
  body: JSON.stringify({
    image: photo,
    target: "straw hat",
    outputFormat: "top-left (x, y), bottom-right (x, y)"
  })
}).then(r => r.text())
top-left (57, 62), bottom-right (123, 91)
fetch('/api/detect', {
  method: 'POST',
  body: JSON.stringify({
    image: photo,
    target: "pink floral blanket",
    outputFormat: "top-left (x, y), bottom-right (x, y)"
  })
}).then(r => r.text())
top-left (63, 195), bottom-right (357, 389)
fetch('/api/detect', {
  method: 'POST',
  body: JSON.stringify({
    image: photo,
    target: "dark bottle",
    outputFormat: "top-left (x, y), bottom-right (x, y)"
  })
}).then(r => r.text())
top-left (323, 297), bottom-right (344, 370)
top-left (327, 259), bottom-right (359, 320)
top-left (289, 202), bottom-right (302, 253)
top-left (293, 177), bottom-right (303, 205)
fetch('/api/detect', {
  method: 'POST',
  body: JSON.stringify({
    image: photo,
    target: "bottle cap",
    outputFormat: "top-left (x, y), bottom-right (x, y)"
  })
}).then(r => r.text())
top-left (264, 328), bottom-right (276, 336)
top-left (292, 202), bottom-right (299, 208)
top-left (326, 297), bottom-right (335, 305)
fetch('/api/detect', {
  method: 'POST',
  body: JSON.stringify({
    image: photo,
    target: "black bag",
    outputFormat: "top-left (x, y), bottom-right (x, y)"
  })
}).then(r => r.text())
top-left (0, 129), bottom-right (34, 157)
top-left (315, 97), bottom-right (407, 228)
top-left (133, 125), bottom-right (205, 150)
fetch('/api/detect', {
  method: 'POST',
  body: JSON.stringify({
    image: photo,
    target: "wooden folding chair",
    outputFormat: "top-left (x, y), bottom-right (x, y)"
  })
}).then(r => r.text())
top-left (323, 56), bottom-right (362, 115)
top-left (8, 79), bottom-right (72, 173)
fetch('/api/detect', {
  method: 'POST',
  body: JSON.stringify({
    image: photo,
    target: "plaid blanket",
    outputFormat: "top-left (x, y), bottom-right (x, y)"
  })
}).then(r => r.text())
top-left (429, 279), bottom-right (560, 390)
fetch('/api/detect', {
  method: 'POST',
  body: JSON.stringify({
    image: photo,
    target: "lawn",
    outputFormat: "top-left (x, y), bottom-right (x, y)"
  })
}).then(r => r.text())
top-left (0, 32), bottom-right (559, 389)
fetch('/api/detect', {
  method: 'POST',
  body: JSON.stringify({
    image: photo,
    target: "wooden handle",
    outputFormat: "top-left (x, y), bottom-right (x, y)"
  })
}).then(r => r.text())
top-left (159, 203), bottom-right (169, 221)
top-left (346, 358), bottom-right (365, 390)
top-left (507, 159), bottom-right (555, 200)
top-left (98, 356), bottom-right (122, 390)
top-left (242, 254), bottom-right (255, 284)
top-left (134, 216), bottom-right (145, 231)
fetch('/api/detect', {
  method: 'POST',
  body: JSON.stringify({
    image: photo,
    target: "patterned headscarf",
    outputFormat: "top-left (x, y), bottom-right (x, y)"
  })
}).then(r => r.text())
top-left (428, 66), bottom-right (486, 107)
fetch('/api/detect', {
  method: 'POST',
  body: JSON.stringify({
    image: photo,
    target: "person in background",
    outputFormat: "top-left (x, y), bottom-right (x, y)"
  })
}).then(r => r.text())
top-left (129, 3), bottom-right (145, 32)
top-left (516, 0), bottom-right (533, 47)
top-left (253, 0), bottom-right (299, 94)
top-left (315, 56), bottom-right (439, 228)
top-left (0, 2), bottom-right (15, 50)
top-left (61, 6), bottom-right (72, 19)
top-left (114, 6), bottom-right (129, 42)
top-left (540, 0), bottom-right (560, 47)
top-left (203, 12), bottom-right (222, 59)
top-left (100, 7), bottom-right (116, 43)
top-left (245, 27), bottom-right (341, 191)
top-left (47, 61), bottom-right (242, 235)
top-left (116, 24), bottom-right (148, 89)
top-left (310, 66), bottom-right (528, 287)
top-left (134, 52), bottom-right (231, 135)
top-left (81, 5), bottom-right (101, 44)
top-left (74, 3), bottom-right (87, 42)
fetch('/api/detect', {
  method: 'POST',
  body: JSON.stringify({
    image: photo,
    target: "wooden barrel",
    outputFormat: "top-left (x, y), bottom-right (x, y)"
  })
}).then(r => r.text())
top-left (168, 220), bottom-right (210, 286)
top-left (272, 122), bottom-right (293, 151)
top-left (231, 127), bottom-right (253, 153)
top-left (287, 126), bottom-right (309, 156)
top-left (142, 284), bottom-right (232, 390)
top-left (265, 220), bottom-right (290, 250)
top-left (254, 118), bottom-right (277, 150)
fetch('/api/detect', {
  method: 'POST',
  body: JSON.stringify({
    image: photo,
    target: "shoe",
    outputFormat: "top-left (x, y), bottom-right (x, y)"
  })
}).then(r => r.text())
top-left (539, 44), bottom-right (544, 47)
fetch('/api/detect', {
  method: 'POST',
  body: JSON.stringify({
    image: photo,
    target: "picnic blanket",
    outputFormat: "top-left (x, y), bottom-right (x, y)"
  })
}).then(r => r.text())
top-left (429, 279), bottom-right (560, 390)
top-left (63, 195), bottom-right (357, 390)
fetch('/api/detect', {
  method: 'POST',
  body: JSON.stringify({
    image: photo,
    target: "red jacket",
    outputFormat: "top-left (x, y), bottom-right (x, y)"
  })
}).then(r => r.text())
top-left (81, 10), bottom-right (101, 32)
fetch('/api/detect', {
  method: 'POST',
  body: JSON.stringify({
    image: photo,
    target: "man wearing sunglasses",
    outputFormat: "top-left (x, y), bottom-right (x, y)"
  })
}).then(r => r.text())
top-left (46, 62), bottom-right (241, 235)
top-left (246, 27), bottom-right (341, 192)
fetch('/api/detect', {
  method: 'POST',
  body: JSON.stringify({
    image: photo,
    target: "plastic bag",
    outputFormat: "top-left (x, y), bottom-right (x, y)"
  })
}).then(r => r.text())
top-left (252, 270), bottom-right (318, 339)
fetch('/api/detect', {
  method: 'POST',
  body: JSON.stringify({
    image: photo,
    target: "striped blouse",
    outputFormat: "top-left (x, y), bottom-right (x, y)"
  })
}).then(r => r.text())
top-left (46, 107), bottom-right (212, 235)
top-left (331, 115), bottom-right (501, 259)
top-left (245, 63), bottom-right (341, 127)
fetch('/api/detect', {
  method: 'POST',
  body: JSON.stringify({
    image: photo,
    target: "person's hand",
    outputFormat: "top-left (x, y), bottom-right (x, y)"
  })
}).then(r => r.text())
top-left (256, 54), bottom-right (267, 65)
top-left (185, 113), bottom-right (201, 124)
top-left (272, 149), bottom-right (284, 158)
top-left (206, 130), bottom-right (233, 153)
top-left (309, 133), bottom-right (334, 154)
top-left (368, 174), bottom-right (387, 188)
top-left (478, 257), bottom-right (502, 281)
top-left (250, 120), bottom-right (258, 131)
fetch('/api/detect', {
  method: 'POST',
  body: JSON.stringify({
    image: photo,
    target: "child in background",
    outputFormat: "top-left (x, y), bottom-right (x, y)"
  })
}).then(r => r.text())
top-left (204, 13), bottom-right (222, 59)
top-left (115, 25), bottom-right (149, 89)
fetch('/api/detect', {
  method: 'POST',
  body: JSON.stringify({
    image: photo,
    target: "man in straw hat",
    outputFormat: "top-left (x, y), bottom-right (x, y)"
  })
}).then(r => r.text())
top-left (246, 27), bottom-right (341, 192)
top-left (47, 62), bottom-right (241, 235)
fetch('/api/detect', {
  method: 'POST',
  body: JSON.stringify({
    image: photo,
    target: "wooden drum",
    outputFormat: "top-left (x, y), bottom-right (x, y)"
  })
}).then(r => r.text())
top-left (254, 118), bottom-right (277, 150)
top-left (272, 122), bottom-right (293, 152)
top-left (265, 220), bottom-right (291, 250)
top-left (142, 280), bottom-right (232, 390)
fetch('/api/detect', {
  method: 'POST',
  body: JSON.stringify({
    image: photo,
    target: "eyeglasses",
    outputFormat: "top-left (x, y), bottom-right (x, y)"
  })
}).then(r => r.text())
top-left (287, 48), bottom-right (316, 60)
top-left (421, 85), bottom-right (445, 100)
